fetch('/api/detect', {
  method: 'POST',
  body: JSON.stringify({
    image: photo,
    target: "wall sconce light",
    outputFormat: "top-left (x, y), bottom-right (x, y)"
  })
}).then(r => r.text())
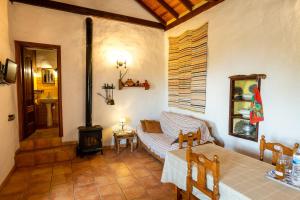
top-left (116, 59), bottom-right (128, 90)
top-left (116, 60), bottom-right (126, 69)
top-left (97, 83), bottom-right (115, 105)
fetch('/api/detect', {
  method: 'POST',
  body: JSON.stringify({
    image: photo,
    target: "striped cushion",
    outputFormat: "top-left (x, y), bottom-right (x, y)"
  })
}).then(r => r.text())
top-left (160, 111), bottom-right (214, 143)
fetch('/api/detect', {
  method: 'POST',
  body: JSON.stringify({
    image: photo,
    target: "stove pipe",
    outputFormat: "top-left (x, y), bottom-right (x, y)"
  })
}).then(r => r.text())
top-left (86, 17), bottom-right (93, 127)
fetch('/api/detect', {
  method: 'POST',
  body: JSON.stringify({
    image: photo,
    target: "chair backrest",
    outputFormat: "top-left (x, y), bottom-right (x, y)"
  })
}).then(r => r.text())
top-left (178, 128), bottom-right (201, 149)
top-left (260, 135), bottom-right (299, 165)
top-left (186, 141), bottom-right (220, 200)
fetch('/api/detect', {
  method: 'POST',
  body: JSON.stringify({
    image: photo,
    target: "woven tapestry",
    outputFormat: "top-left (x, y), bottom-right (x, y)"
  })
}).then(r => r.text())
top-left (168, 23), bottom-right (208, 113)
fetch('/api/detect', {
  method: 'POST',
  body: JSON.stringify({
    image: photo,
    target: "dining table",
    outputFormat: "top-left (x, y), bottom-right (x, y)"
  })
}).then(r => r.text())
top-left (161, 143), bottom-right (300, 200)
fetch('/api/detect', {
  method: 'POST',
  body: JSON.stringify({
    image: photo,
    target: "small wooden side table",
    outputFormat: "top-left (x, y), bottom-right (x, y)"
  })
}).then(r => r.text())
top-left (113, 130), bottom-right (136, 154)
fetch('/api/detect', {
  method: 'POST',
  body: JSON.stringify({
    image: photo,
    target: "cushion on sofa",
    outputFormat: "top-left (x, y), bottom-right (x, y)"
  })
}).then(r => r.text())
top-left (140, 120), bottom-right (163, 133)
top-left (144, 120), bottom-right (162, 133)
top-left (140, 120), bottom-right (147, 132)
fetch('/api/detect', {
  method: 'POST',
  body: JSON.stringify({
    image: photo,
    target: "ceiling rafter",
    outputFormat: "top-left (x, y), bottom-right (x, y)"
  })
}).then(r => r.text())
top-left (179, 0), bottom-right (194, 11)
top-left (10, 0), bottom-right (165, 29)
top-left (135, 0), bottom-right (166, 26)
top-left (166, 0), bottom-right (225, 30)
top-left (157, 0), bottom-right (179, 19)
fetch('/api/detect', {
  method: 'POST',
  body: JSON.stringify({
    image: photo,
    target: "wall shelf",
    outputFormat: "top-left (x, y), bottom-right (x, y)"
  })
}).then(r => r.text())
top-left (232, 99), bottom-right (252, 103)
top-left (228, 74), bottom-right (266, 142)
top-left (119, 79), bottom-right (150, 90)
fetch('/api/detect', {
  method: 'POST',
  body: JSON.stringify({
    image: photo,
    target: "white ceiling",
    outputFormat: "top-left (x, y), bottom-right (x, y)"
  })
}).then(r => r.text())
top-left (53, 0), bottom-right (158, 22)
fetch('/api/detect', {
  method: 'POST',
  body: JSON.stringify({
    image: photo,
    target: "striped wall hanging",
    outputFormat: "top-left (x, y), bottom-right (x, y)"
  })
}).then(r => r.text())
top-left (168, 23), bottom-right (208, 113)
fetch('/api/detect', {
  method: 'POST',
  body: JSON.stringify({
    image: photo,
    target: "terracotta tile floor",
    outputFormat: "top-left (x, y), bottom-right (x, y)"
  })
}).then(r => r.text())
top-left (0, 148), bottom-right (176, 200)
top-left (28, 128), bottom-right (59, 139)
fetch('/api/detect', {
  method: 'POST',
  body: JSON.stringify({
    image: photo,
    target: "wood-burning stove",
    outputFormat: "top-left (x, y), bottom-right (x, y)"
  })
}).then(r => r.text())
top-left (77, 17), bottom-right (103, 156)
top-left (78, 125), bottom-right (103, 155)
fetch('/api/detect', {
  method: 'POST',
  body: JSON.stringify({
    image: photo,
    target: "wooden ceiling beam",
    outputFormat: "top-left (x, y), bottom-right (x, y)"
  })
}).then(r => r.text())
top-left (157, 0), bottom-right (179, 19)
top-left (166, 0), bottom-right (224, 30)
top-left (135, 0), bottom-right (166, 26)
top-left (10, 0), bottom-right (165, 29)
top-left (179, 0), bottom-right (193, 11)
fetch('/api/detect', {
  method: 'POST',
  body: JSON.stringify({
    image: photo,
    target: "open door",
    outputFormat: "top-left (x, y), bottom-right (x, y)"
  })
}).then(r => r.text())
top-left (16, 41), bottom-right (63, 141)
top-left (22, 49), bottom-right (36, 138)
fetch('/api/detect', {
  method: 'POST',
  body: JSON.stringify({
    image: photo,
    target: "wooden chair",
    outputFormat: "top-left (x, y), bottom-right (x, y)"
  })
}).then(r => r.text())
top-left (177, 141), bottom-right (220, 200)
top-left (259, 135), bottom-right (299, 165)
top-left (178, 129), bottom-right (201, 149)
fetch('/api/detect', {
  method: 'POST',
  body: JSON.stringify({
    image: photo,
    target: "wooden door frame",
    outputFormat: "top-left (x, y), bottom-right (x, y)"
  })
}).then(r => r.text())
top-left (15, 41), bottom-right (63, 141)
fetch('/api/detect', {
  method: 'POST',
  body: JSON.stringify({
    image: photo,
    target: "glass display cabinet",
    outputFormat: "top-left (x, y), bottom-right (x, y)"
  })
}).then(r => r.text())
top-left (228, 74), bottom-right (266, 142)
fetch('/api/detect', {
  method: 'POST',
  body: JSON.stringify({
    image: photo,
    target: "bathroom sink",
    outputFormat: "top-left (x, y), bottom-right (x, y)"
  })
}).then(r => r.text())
top-left (38, 98), bottom-right (58, 127)
top-left (39, 98), bottom-right (58, 104)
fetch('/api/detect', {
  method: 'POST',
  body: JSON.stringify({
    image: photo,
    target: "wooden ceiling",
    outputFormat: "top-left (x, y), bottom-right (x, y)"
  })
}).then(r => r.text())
top-left (136, 0), bottom-right (224, 30)
top-left (10, 0), bottom-right (224, 31)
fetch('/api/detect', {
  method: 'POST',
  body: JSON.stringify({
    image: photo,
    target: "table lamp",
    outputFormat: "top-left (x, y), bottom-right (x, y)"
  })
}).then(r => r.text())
top-left (119, 118), bottom-right (126, 131)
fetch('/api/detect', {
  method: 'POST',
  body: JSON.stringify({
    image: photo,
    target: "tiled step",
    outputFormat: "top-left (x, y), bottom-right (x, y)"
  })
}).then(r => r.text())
top-left (19, 137), bottom-right (62, 151)
top-left (15, 142), bottom-right (77, 167)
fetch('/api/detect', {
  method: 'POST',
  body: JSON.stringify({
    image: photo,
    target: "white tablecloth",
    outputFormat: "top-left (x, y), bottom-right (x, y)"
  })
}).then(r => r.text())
top-left (161, 144), bottom-right (300, 200)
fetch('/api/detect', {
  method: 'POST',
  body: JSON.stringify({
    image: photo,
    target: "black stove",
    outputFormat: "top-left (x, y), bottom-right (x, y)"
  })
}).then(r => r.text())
top-left (77, 17), bottom-right (103, 156)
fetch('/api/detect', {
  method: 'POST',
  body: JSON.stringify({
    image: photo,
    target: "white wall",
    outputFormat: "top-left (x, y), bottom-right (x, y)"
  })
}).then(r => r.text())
top-left (9, 3), bottom-right (167, 145)
top-left (166, 0), bottom-right (300, 157)
top-left (0, 0), bottom-right (19, 185)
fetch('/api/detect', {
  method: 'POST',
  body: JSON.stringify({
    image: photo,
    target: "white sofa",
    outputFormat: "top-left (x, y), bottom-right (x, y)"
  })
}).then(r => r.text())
top-left (137, 111), bottom-right (214, 159)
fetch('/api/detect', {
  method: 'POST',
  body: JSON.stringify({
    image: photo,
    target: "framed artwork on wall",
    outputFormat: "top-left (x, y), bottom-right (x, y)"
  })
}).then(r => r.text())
top-left (42, 69), bottom-right (55, 84)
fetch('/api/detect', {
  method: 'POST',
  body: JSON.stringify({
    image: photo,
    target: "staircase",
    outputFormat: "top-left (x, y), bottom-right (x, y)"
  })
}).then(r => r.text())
top-left (15, 136), bottom-right (77, 167)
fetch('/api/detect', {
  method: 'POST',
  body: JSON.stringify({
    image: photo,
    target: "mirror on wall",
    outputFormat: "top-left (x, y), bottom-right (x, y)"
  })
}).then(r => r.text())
top-left (42, 69), bottom-right (56, 84)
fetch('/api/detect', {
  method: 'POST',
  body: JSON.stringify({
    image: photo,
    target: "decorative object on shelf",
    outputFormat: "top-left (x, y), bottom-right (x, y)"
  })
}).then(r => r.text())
top-left (97, 83), bottom-right (115, 105)
top-left (114, 55), bottom-right (150, 90)
top-left (234, 120), bottom-right (247, 134)
top-left (135, 80), bottom-right (140, 86)
top-left (143, 80), bottom-right (150, 90)
top-left (229, 74), bottom-right (266, 142)
top-left (248, 84), bottom-right (257, 93)
top-left (124, 79), bottom-right (135, 87)
top-left (242, 94), bottom-right (253, 101)
top-left (242, 123), bottom-right (256, 135)
top-left (234, 120), bottom-right (256, 136)
top-left (119, 78), bottom-right (150, 90)
top-left (238, 109), bottom-right (251, 119)
top-left (234, 87), bottom-right (243, 100)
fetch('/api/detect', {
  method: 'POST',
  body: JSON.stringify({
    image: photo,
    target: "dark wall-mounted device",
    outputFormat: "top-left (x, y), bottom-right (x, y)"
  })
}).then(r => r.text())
top-left (8, 114), bottom-right (15, 121)
top-left (0, 59), bottom-right (18, 84)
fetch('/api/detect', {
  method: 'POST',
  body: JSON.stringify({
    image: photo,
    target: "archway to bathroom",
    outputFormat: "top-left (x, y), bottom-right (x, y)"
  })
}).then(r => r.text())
top-left (15, 41), bottom-right (63, 141)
